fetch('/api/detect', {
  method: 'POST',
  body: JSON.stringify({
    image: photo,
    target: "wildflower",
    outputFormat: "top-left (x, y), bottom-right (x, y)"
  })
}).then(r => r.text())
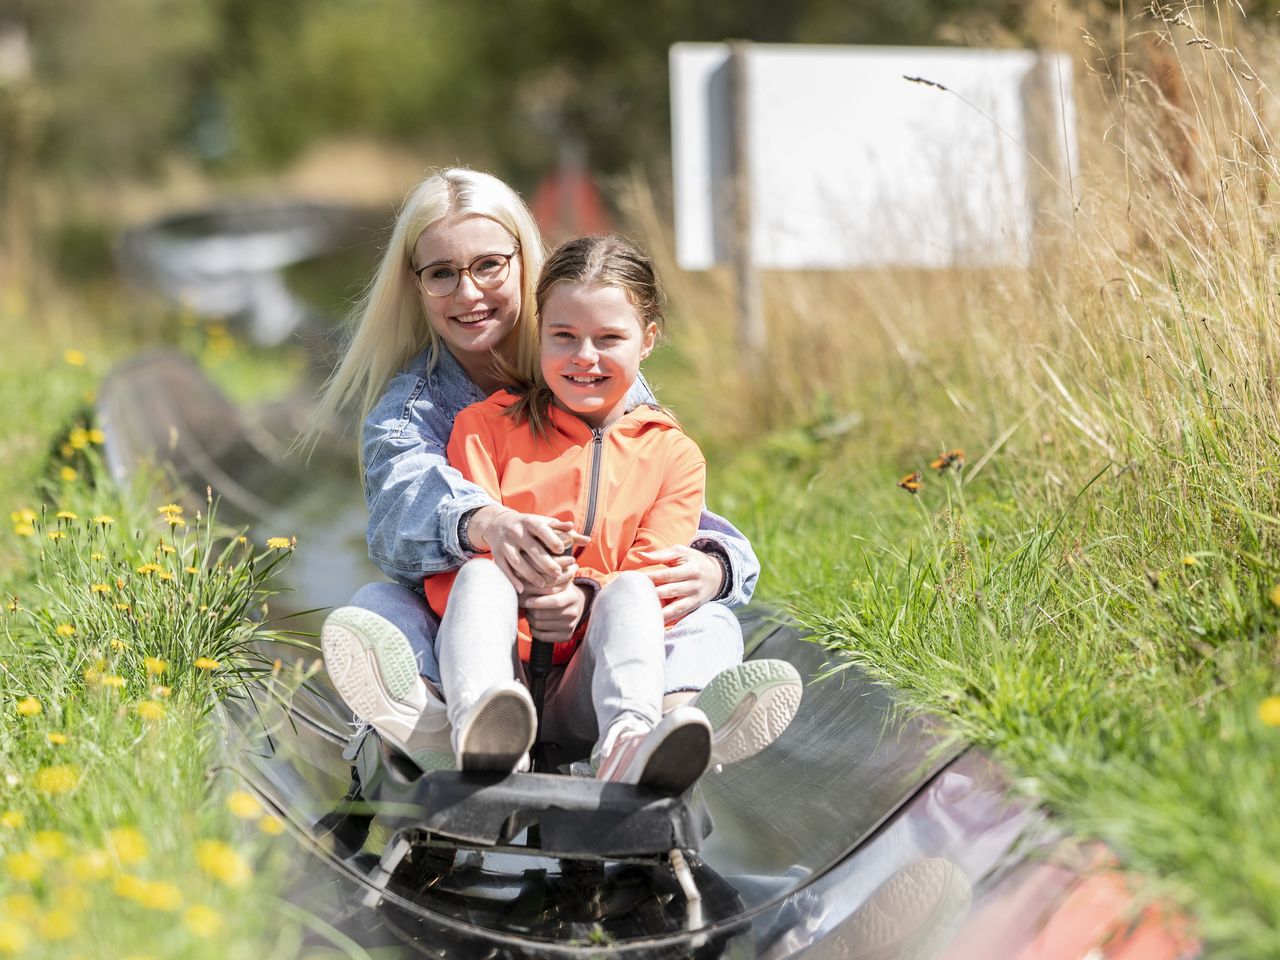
top-left (83, 659), bottom-right (106, 685)
top-left (114, 603), bottom-right (131, 612)
top-left (5, 598), bottom-right (17, 612)
top-left (265, 536), bottom-right (294, 550)
top-left (136, 700), bottom-right (165, 722)
top-left (5, 852), bottom-right (41, 882)
top-left (1259, 696), bottom-right (1280, 727)
top-left (113, 873), bottom-right (147, 900)
top-left (59, 467), bottom-right (78, 483)
top-left (150, 685), bottom-right (171, 699)
top-left (236, 535), bottom-right (247, 545)
top-left (16, 697), bottom-right (40, 717)
top-left (0, 919), bottom-right (31, 953)
top-left (90, 582), bottom-right (110, 595)
top-left (46, 733), bottom-right (67, 746)
top-left (46, 531), bottom-right (65, 541)
top-left (144, 656), bottom-right (166, 675)
top-left (184, 905), bottom-right (223, 938)
top-left (258, 814), bottom-right (285, 836)
top-left (184, 566), bottom-right (199, 575)
top-left (137, 880), bottom-right (182, 912)
top-left (109, 638), bottom-right (127, 651)
top-left (33, 766), bottom-right (79, 794)
top-left (115, 577), bottom-right (126, 589)
top-left (55, 624), bottom-right (74, 638)
top-left (106, 827), bottom-right (148, 865)
top-left (0, 812), bottom-right (23, 829)
top-left (63, 349), bottom-right (86, 367)
top-left (1270, 584), bottom-right (1280, 607)
top-left (167, 515), bottom-right (186, 528)
top-left (159, 544), bottom-right (176, 555)
top-left (32, 831), bottom-right (69, 860)
top-left (10, 508), bottom-right (35, 524)
top-left (55, 510), bottom-right (77, 521)
top-left (13, 523), bottom-right (33, 537)
top-left (91, 515), bottom-right (113, 526)
top-left (136, 563), bottom-right (161, 576)
top-left (37, 908), bottom-right (77, 941)
top-left (1, 894), bottom-right (37, 920)
top-left (157, 503), bottom-right (183, 516)
top-left (194, 657), bottom-right (221, 670)
top-left (90, 552), bottom-right (105, 561)
top-left (1182, 555), bottom-right (1198, 566)
top-left (195, 840), bottom-right (252, 887)
top-left (69, 849), bottom-right (110, 881)
top-left (68, 429), bottom-right (89, 450)
top-left (226, 791), bottom-right (261, 819)
top-left (88, 428), bottom-right (105, 445)
top-left (100, 675), bottom-right (125, 690)
top-left (157, 572), bottom-right (174, 582)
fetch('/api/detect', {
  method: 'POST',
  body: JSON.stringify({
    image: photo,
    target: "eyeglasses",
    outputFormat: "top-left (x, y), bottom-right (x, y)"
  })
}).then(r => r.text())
top-left (412, 249), bottom-right (519, 297)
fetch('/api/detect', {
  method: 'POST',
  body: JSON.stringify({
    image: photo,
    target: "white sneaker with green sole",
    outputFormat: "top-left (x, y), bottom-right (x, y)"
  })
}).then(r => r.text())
top-left (693, 658), bottom-right (803, 766)
top-left (321, 606), bottom-right (454, 774)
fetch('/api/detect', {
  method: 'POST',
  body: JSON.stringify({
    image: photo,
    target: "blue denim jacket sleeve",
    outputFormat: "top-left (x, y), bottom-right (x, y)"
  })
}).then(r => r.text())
top-left (362, 365), bottom-right (495, 589)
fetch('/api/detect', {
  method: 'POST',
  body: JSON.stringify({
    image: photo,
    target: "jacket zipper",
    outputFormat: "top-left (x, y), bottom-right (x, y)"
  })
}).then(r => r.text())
top-left (574, 426), bottom-right (606, 557)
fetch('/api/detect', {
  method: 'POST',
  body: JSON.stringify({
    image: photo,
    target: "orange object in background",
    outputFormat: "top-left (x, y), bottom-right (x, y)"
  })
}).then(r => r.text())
top-left (531, 143), bottom-right (612, 244)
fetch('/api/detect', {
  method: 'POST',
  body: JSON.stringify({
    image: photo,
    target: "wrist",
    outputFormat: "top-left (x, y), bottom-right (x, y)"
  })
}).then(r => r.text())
top-left (701, 543), bottom-right (731, 601)
top-left (468, 505), bottom-right (510, 551)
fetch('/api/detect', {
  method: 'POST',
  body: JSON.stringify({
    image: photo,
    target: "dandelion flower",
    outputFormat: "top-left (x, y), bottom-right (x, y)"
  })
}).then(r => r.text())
top-left (144, 656), bottom-right (166, 675)
top-left (16, 697), bottom-right (40, 717)
top-left (33, 766), bottom-right (79, 795)
top-left (63, 349), bottom-right (86, 367)
top-left (91, 515), bottom-right (113, 526)
top-left (46, 733), bottom-right (67, 746)
top-left (55, 624), bottom-right (75, 637)
top-left (194, 657), bottom-right (221, 671)
top-left (32, 831), bottom-right (69, 860)
top-left (226, 791), bottom-right (261, 819)
top-left (37, 908), bottom-right (77, 941)
top-left (68, 429), bottom-right (88, 450)
top-left (159, 544), bottom-right (175, 555)
top-left (13, 523), bottom-right (33, 537)
top-left (90, 583), bottom-right (111, 596)
top-left (265, 536), bottom-right (293, 549)
top-left (1259, 696), bottom-right (1280, 727)
top-left (106, 827), bottom-right (148, 865)
top-left (9, 508), bottom-right (36, 524)
top-left (167, 515), bottom-right (186, 528)
top-left (157, 504), bottom-right (183, 515)
top-left (55, 511), bottom-right (78, 521)
top-left (1, 811), bottom-right (24, 829)
top-left (69, 849), bottom-right (110, 881)
top-left (109, 638), bottom-right (127, 651)
top-left (115, 577), bottom-right (126, 589)
top-left (0, 919), bottom-right (31, 953)
top-left (1270, 584), bottom-right (1280, 607)
top-left (136, 563), bottom-right (161, 576)
top-left (195, 840), bottom-right (252, 887)
top-left (1, 893), bottom-right (37, 920)
top-left (90, 552), bottom-right (105, 561)
top-left (88, 428), bottom-right (105, 445)
top-left (114, 603), bottom-right (131, 612)
top-left (137, 880), bottom-right (182, 912)
top-left (59, 467), bottom-right (78, 483)
top-left (184, 904), bottom-right (222, 938)
top-left (5, 852), bottom-right (42, 882)
top-left (258, 815), bottom-right (284, 836)
top-left (136, 701), bottom-right (165, 722)
top-left (5, 598), bottom-right (17, 612)
top-left (46, 531), bottom-right (65, 541)
top-left (100, 675), bottom-right (125, 690)
top-left (113, 873), bottom-right (147, 900)
top-left (1182, 555), bottom-right (1198, 566)
top-left (184, 566), bottom-right (199, 575)
top-left (157, 572), bottom-right (174, 582)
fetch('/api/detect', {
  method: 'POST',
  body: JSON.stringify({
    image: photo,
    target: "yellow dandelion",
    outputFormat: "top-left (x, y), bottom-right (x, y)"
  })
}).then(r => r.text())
top-left (88, 428), bottom-right (105, 445)
top-left (32, 831), bottom-right (69, 860)
top-left (167, 515), bottom-right (186, 528)
top-left (1259, 696), bottom-right (1280, 727)
top-left (258, 815), bottom-right (285, 836)
top-left (184, 904), bottom-right (223, 938)
top-left (136, 700), bottom-right (165, 722)
top-left (1, 811), bottom-right (24, 829)
top-left (63, 349), bottom-right (86, 367)
top-left (59, 467), bottom-right (78, 483)
top-left (55, 623), bottom-right (75, 637)
top-left (137, 880), bottom-right (182, 912)
top-left (114, 603), bottom-right (131, 612)
top-left (136, 563), bottom-right (161, 576)
top-left (36, 908), bottom-right (77, 941)
top-left (113, 872), bottom-right (147, 900)
top-left (157, 572), bottom-right (174, 582)
top-left (1182, 555), bottom-right (1198, 566)
top-left (226, 790), bottom-right (261, 819)
top-left (83, 659), bottom-right (106, 685)
top-left (34, 766), bottom-right (79, 795)
top-left (159, 544), bottom-right (176, 555)
top-left (106, 827), bottom-right (148, 865)
top-left (90, 583), bottom-right (110, 594)
top-left (55, 511), bottom-right (78, 521)
top-left (0, 918), bottom-right (31, 953)
top-left (46, 531), bottom-right (65, 541)
top-left (184, 566), bottom-right (199, 575)
top-left (13, 523), bottom-right (33, 537)
top-left (91, 515), bottom-right (113, 526)
top-left (115, 577), bottom-right (126, 589)
top-left (195, 840), bottom-right (252, 888)
top-left (5, 598), bottom-right (18, 612)
top-left (68, 429), bottom-right (89, 450)
top-left (157, 503), bottom-right (183, 515)
top-left (109, 638), bottom-right (127, 651)
top-left (150, 684), bottom-right (171, 699)
top-left (46, 733), bottom-right (67, 746)
top-left (5, 852), bottom-right (42, 882)
top-left (194, 657), bottom-right (221, 671)
top-left (1270, 584), bottom-right (1280, 607)
top-left (10, 508), bottom-right (36, 524)
top-left (144, 656), bottom-right (166, 675)
top-left (2, 893), bottom-right (37, 920)
top-left (16, 696), bottom-right (40, 717)
top-left (69, 849), bottom-right (110, 881)
top-left (59, 442), bottom-right (72, 458)
top-left (265, 536), bottom-right (293, 549)
top-left (91, 552), bottom-right (105, 561)
top-left (100, 675), bottom-right (125, 690)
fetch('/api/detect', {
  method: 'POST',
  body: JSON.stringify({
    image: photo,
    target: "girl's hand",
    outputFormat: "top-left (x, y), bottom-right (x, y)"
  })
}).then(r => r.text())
top-left (471, 507), bottom-right (582, 594)
top-left (638, 546), bottom-right (726, 625)
top-left (522, 583), bottom-right (588, 644)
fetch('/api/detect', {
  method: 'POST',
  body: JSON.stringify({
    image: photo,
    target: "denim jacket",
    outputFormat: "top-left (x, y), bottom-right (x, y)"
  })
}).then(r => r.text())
top-left (362, 345), bottom-right (759, 607)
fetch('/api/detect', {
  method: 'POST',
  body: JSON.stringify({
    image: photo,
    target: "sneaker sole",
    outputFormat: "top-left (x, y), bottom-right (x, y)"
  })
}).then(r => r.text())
top-left (321, 606), bottom-right (425, 748)
top-left (459, 687), bottom-right (536, 774)
top-left (639, 721), bottom-right (711, 794)
top-left (698, 659), bottom-right (802, 766)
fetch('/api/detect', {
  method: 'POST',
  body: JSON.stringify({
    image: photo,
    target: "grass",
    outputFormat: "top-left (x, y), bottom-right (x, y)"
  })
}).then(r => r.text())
top-left (636, 4), bottom-right (1280, 955)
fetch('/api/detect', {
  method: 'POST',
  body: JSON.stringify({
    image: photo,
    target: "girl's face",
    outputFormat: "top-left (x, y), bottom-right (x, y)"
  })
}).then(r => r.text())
top-left (411, 215), bottom-right (522, 363)
top-left (539, 282), bottom-right (657, 428)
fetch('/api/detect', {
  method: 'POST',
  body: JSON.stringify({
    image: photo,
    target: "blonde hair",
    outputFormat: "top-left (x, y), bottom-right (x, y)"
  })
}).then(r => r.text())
top-left (305, 168), bottom-right (545, 456)
top-left (509, 234), bottom-right (666, 437)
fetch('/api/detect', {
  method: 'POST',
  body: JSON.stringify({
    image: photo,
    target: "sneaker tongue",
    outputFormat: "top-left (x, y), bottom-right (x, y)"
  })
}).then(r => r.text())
top-left (595, 719), bottom-right (650, 765)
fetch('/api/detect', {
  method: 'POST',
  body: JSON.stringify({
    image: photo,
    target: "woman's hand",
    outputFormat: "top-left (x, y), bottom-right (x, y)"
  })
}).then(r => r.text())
top-left (470, 506), bottom-right (586, 594)
top-left (638, 546), bottom-right (726, 625)
top-left (522, 583), bottom-right (588, 644)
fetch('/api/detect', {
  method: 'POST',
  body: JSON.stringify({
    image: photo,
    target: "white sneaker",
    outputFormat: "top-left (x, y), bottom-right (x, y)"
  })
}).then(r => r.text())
top-left (596, 706), bottom-right (712, 793)
top-left (321, 606), bottom-right (453, 773)
top-left (454, 682), bottom-right (537, 774)
top-left (693, 659), bottom-right (802, 766)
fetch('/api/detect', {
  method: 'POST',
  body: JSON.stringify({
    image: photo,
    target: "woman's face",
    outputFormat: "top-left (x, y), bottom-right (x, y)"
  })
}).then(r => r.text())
top-left (411, 215), bottom-right (522, 362)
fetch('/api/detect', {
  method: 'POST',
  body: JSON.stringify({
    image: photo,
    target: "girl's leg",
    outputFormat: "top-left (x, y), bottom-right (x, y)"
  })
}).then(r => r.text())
top-left (348, 581), bottom-right (443, 689)
top-left (436, 558), bottom-right (536, 772)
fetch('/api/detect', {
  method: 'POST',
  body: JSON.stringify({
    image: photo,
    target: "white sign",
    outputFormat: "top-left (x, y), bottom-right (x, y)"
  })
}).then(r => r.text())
top-left (670, 43), bottom-right (1078, 270)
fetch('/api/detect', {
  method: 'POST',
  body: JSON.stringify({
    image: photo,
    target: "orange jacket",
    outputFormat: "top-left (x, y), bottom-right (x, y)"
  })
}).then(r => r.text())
top-left (424, 390), bottom-right (707, 663)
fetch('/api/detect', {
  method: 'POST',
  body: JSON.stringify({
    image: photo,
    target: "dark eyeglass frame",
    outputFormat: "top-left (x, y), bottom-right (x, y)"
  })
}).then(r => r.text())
top-left (411, 248), bottom-right (520, 297)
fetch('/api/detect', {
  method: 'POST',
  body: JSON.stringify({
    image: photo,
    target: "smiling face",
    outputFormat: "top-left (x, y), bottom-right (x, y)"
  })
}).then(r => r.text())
top-left (412, 215), bottom-right (522, 388)
top-left (540, 282), bottom-right (658, 428)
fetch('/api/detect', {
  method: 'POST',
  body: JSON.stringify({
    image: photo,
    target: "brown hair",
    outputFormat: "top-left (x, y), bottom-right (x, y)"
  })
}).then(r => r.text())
top-left (508, 234), bottom-right (666, 436)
